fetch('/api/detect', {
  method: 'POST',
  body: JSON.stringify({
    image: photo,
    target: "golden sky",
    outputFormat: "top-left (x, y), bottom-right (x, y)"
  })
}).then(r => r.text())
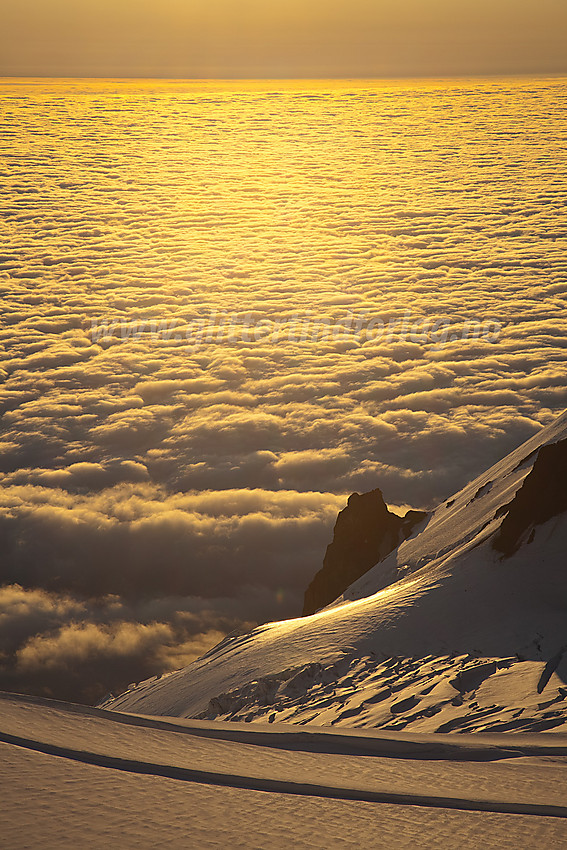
top-left (2, 0), bottom-right (567, 78)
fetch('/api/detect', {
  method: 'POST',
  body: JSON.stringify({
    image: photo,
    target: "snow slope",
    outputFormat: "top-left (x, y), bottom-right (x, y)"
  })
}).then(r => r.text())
top-left (1, 691), bottom-right (567, 849)
top-left (103, 411), bottom-right (567, 732)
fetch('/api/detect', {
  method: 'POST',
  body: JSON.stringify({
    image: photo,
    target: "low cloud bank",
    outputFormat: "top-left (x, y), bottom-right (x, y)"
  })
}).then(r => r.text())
top-left (0, 583), bottom-right (276, 703)
top-left (0, 488), bottom-right (342, 702)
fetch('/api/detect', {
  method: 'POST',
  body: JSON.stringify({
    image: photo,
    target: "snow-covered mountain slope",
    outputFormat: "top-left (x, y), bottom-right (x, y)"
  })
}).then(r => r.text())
top-left (103, 411), bottom-right (567, 732)
top-left (2, 691), bottom-right (567, 849)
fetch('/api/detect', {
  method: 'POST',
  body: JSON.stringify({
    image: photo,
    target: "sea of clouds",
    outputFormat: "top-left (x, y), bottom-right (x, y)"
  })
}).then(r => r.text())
top-left (1, 77), bottom-right (566, 701)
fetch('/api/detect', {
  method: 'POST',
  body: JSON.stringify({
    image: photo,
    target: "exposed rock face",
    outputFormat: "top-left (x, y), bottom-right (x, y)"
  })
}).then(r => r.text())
top-left (493, 438), bottom-right (567, 556)
top-left (303, 489), bottom-right (427, 615)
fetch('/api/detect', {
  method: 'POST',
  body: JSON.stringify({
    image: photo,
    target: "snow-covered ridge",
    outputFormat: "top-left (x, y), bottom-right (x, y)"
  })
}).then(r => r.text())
top-left (103, 411), bottom-right (567, 732)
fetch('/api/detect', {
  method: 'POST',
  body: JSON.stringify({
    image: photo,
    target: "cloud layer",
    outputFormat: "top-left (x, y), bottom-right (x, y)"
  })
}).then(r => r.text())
top-left (0, 77), bottom-right (566, 700)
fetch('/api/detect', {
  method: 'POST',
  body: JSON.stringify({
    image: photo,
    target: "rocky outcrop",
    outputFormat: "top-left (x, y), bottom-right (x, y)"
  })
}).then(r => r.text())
top-left (493, 438), bottom-right (567, 556)
top-left (303, 489), bottom-right (427, 615)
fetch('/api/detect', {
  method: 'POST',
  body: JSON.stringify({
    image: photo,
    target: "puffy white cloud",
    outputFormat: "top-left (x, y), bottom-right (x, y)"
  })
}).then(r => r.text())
top-left (0, 484), bottom-right (345, 599)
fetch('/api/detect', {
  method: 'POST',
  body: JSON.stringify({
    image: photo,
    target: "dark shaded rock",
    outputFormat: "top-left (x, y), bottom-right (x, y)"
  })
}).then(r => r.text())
top-left (302, 489), bottom-right (427, 615)
top-left (493, 438), bottom-right (567, 556)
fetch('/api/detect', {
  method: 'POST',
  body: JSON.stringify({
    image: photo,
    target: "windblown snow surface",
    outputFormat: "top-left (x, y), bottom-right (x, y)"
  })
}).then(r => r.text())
top-left (1, 692), bottom-right (567, 848)
top-left (3, 412), bottom-right (567, 847)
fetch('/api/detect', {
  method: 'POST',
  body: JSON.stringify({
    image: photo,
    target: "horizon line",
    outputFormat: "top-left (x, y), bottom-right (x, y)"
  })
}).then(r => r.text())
top-left (2, 71), bottom-right (566, 83)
